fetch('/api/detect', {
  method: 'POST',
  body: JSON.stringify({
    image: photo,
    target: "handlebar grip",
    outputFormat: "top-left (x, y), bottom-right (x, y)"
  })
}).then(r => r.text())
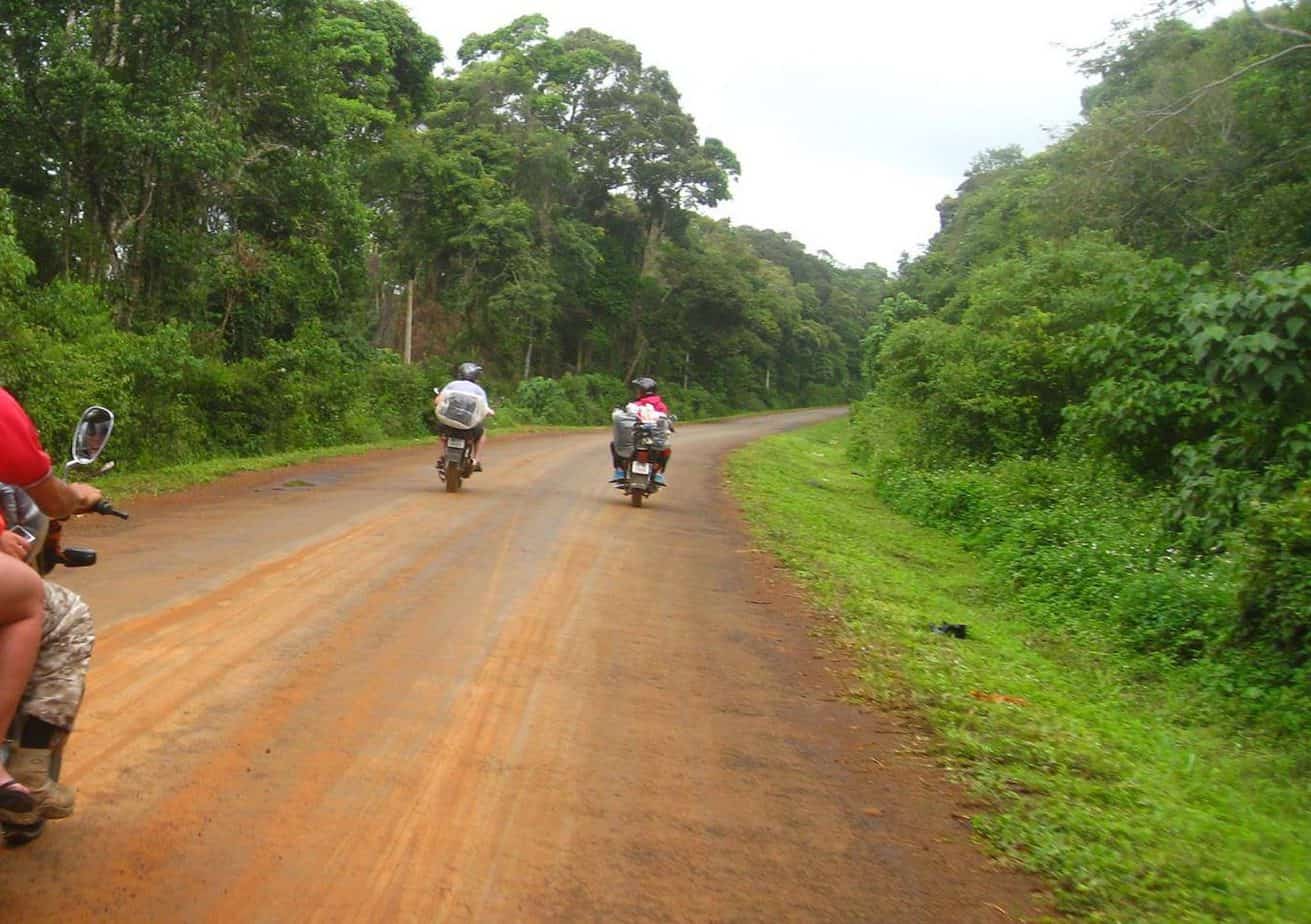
top-left (92, 499), bottom-right (130, 520)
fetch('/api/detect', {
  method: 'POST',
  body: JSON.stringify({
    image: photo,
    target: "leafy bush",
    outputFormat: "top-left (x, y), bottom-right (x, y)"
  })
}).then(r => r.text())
top-left (1068, 263), bottom-right (1311, 545)
top-left (868, 236), bottom-right (1147, 462)
top-left (851, 403), bottom-right (1236, 660)
top-left (850, 404), bottom-right (1311, 742)
top-left (1237, 482), bottom-right (1311, 667)
top-left (661, 382), bottom-right (732, 419)
top-left (557, 373), bottom-right (629, 425)
top-left (509, 376), bottom-right (577, 424)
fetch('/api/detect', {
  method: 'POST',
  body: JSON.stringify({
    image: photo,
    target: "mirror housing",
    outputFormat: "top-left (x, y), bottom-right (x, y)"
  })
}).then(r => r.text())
top-left (70, 406), bottom-right (114, 467)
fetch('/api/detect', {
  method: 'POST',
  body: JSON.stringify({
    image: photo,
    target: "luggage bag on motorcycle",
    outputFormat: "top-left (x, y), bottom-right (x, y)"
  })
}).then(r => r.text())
top-left (612, 410), bottom-right (670, 459)
top-left (645, 416), bottom-right (671, 449)
top-left (435, 390), bottom-right (488, 429)
top-left (612, 412), bottom-right (638, 459)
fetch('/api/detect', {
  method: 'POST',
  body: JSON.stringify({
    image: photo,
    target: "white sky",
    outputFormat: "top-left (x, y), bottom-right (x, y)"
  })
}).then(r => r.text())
top-left (404, 1), bottom-right (1243, 270)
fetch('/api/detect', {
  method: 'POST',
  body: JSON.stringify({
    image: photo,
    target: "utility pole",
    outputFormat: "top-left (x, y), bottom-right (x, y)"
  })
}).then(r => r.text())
top-left (683, 351), bottom-right (690, 390)
top-left (403, 278), bottom-right (414, 364)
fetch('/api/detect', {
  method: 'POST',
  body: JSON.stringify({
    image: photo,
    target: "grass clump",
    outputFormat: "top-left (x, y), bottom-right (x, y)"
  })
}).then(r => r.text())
top-left (727, 418), bottom-right (1311, 923)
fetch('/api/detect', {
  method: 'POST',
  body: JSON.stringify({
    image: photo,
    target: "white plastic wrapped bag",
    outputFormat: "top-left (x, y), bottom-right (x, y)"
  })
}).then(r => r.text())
top-left (435, 389), bottom-right (489, 429)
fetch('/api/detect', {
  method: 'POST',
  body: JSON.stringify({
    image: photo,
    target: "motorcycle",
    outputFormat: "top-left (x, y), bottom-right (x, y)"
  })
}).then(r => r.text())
top-left (437, 428), bottom-right (477, 493)
top-left (613, 411), bottom-right (673, 508)
top-left (2, 405), bottom-right (127, 847)
top-left (433, 386), bottom-right (491, 494)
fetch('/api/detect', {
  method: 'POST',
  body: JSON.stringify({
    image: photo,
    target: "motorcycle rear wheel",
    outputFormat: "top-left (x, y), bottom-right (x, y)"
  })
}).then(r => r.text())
top-left (445, 460), bottom-right (462, 492)
top-left (630, 490), bottom-right (643, 508)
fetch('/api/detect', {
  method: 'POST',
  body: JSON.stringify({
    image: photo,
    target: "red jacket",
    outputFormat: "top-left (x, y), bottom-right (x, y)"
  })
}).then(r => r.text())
top-left (634, 394), bottom-right (669, 415)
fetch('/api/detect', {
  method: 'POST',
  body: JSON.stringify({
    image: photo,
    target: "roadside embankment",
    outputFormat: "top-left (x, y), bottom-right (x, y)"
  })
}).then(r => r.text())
top-left (726, 419), bottom-right (1310, 923)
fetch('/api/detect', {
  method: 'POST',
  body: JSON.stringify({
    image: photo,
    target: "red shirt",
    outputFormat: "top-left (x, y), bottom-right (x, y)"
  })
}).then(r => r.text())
top-left (0, 388), bottom-right (52, 488)
top-left (635, 394), bottom-right (669, 415)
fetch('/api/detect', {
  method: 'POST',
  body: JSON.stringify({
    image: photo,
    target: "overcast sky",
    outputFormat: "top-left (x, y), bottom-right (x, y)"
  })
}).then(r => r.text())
top-left (405, 1), bottom-right (1242, 270)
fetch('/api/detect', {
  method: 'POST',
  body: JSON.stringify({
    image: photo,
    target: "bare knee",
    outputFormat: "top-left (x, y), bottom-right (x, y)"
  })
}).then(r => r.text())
top-left (0, 556), bottom-right (43, 625)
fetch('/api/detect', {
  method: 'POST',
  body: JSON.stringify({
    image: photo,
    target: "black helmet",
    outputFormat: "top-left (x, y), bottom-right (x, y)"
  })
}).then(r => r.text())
top-left (632, 376), bottom-right (657, 397)
top-left (457, 362), bottom-right (483, 383)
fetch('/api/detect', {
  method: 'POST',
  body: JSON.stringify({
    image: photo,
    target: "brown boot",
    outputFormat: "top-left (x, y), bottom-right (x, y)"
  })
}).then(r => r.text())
top-left (7, 747), bottom-right (74, 819)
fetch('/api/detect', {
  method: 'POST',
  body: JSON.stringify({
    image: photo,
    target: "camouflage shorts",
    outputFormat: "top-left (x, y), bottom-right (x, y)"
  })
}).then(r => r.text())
top-left (19, 581), bottom-right (95, 730)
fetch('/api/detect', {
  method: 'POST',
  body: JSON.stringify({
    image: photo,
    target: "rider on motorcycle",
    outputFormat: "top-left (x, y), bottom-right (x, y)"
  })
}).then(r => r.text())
top-left (610, 377), bottom-right (672, 485)
top-left (433, 362), bottom-right (494, 471)
top-left (0, 387), bottom-right (101, 824)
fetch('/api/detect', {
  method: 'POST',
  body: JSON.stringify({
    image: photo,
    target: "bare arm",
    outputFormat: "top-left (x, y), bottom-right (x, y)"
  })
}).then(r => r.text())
top-left (25, 476), bottom-right (102, 520)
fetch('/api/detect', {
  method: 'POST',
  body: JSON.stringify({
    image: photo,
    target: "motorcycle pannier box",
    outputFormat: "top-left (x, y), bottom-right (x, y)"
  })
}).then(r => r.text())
top-left (612, 412), bottom-right (638, 459)
top-left (436, 390), bottom-right (488, 429)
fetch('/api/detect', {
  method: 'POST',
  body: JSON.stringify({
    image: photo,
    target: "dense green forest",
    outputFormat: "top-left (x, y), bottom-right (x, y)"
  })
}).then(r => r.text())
top-left (851, 2), bottom-right (1311, 741)
top-left (0, 2), bottom-right (887, 466)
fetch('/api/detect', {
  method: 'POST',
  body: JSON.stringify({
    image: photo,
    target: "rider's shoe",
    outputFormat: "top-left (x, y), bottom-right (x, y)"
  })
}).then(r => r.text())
top-left (653, 472), bottom-right (667, 486)
top-left (0, 780), bottom-right (38, 825)
top-left (610, 468), bottom-right (626, 483)
top-left (473, 460), bottom-right (483, 472)
top-left (6, 748), bottom-right (74, 819)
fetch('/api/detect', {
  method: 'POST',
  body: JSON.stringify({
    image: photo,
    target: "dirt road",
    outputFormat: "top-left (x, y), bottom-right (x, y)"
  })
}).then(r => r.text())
top-left (1, 409), bottom-right (1045, 921)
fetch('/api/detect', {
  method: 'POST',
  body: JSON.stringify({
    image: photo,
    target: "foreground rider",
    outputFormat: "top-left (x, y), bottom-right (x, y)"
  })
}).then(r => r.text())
top-left (433, 362), bottom-right (494, 470)
top-left (610, 377), bottom-right (672, 485)
top-left (0, 387), bottom-right (101, 824)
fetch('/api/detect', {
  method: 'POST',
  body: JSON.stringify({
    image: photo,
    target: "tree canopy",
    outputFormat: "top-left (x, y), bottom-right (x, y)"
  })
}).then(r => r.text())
top-left (0, 3), bottom-right (878, 413)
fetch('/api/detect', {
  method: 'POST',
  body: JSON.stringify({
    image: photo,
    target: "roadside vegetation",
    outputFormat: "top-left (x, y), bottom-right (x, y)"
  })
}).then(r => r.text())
top-left (729, 420), bottom-right (1310, 922)
top-left (731, 4), bottom-right (1310, 920)
top-left (0, 4), bottom-right (879, 473)
top-left (851, 1), bottom-right (1310, 752)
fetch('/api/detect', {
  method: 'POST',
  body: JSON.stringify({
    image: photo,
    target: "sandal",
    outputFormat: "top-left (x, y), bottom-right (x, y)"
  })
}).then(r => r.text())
top-left (0, 779), bottom-right (38, 825)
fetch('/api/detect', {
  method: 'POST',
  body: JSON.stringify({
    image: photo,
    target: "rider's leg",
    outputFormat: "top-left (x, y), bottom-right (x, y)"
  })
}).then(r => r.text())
top-left (10, 581), bottom-right (93, 818)
top-left (0, 555), bottom-right (43, 801)
top-left (610, 442), bottom-right (625, 481)
top-left (18, 717), bottom-right (57, 747)
top-left (653, 449), bottom-right (671, 485)
top-left (7, 730), bottom-right (73, 819)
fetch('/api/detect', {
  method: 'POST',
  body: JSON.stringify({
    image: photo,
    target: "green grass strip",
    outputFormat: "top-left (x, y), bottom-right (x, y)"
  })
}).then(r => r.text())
top-left (726, 419), bottom-right (1310, 923)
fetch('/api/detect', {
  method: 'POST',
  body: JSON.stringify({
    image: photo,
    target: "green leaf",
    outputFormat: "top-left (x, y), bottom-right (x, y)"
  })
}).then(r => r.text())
top-left (1250, 331), bottom-right (1282, 353)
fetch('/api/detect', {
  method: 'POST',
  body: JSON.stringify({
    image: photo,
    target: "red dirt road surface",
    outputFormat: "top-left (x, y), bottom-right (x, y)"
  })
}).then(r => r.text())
top-left (1, 409), bottom-right (1047, 922)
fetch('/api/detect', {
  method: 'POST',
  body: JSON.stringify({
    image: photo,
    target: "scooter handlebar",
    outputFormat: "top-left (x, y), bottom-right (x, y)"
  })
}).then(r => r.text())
top-left (91, 499), bottom-right (129, 520)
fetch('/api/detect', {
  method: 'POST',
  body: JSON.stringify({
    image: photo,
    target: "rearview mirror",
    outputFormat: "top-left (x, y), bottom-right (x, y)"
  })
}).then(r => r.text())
top-left (70, 406), bottom-right (114, 466)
